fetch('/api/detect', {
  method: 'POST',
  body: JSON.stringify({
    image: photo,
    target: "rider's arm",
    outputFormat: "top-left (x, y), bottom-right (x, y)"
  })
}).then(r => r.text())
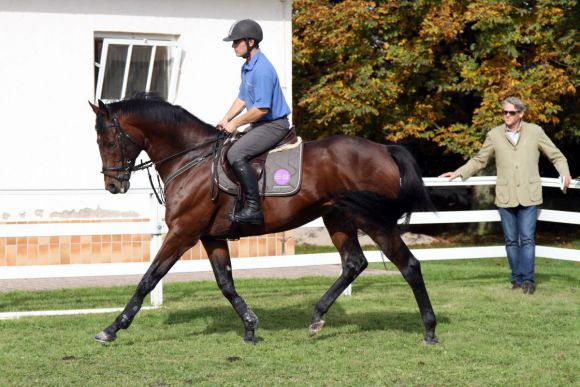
top-left (223, 107), bottom-right (269, 133)
top-left (217, 98), bottom-right (246, 128)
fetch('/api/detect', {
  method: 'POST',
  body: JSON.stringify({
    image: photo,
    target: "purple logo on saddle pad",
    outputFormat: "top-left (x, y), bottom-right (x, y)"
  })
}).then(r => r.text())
top-left (273, 168), bottom-right (291, 185)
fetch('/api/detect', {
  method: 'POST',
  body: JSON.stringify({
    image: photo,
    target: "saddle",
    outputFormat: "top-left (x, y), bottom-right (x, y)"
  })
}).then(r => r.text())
top-left (212, 126), bottom-right (303, 240)
top-left (220, 126), bottom-right (299, 184)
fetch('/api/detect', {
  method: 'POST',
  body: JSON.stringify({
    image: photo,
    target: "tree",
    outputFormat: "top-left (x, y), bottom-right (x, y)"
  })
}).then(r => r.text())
top-left (293, 0), bottom-right (578, 160)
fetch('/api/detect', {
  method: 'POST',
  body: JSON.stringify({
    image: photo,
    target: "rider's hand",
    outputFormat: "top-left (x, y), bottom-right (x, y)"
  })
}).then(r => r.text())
top-left (216, 116), bottom-right (229, 131)
top-left (222, 121), bottom-right (238, 134)
top-left (439, 171), bottom-right (460, 181)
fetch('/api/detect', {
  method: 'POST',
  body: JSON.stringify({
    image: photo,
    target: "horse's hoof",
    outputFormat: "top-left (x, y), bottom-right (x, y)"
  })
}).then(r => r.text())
top-left (309, 320), bottom-right (325, 337)
top-left (243, 338), bottom-right (256, 345)
top-left (423, 336), bottom-right (439, 345)
top-left (94, 330), bottom-right (116, 343)
top-left (243, 330), bottom-right (256, 345)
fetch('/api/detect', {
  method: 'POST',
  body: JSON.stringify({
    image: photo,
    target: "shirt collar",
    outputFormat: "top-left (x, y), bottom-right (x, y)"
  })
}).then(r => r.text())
top-left (243, 50), bottom-right (261, 71)
top-left (505, 120), bottom-right (523, 133)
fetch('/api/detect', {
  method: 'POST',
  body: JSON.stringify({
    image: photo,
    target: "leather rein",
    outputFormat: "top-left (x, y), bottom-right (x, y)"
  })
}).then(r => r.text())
top-left (101, 108), bottom-right (226, 204)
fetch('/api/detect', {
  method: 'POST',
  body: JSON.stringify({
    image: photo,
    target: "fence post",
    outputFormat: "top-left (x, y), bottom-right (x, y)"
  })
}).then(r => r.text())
top-left (149, 192), bottom-right (164, 307)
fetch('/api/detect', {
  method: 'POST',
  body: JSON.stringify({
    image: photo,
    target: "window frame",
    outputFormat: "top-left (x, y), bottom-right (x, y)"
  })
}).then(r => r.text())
top-left (94, 37), bottom-right (182, 103)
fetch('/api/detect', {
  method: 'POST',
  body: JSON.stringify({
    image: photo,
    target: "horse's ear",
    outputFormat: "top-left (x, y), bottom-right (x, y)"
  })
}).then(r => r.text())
top-left (88, 101), bottom-right (100, 114)
top-left (97, 99), bottom-right (108, 116)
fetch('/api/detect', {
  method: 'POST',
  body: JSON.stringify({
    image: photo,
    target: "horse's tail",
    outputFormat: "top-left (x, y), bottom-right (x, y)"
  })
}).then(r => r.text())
top-left (387, 144), bottom-right (435, 219)
top-left (334, 144), bottom-right (434, 228)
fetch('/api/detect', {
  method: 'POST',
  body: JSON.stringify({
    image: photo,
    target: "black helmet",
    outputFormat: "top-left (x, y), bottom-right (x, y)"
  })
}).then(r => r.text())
top-left (223, 19), bottom-right (263, 43)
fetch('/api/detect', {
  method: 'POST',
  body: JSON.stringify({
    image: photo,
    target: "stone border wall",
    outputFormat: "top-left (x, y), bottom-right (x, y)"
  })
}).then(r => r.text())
top-left (0, 219), bottom-right (294, 266)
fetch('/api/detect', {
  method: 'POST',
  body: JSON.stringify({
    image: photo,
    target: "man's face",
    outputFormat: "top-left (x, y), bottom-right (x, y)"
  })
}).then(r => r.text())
top-left (232, 39), bottom-right (255, 58)
top-left (502, 102), bottom-right (524, 127)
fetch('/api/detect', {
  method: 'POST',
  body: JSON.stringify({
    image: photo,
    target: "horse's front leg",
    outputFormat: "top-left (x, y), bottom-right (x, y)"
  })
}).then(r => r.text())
top-left (201, 237), bottom-right (258, 344)
top-left (95, 231), bottom-right (193, 343)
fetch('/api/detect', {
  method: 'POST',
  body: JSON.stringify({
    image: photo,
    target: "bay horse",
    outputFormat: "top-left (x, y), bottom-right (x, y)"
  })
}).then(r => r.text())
top-left (89, 95), bottom-right (438, 345)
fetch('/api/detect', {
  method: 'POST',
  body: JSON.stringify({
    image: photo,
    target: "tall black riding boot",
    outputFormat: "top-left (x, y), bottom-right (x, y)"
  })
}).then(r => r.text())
top-left (231, 159), bottom-right (264, 225)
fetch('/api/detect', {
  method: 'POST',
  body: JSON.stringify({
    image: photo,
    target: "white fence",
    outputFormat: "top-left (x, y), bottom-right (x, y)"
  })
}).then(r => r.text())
top-left (1, 177), bottom-right (578, 319)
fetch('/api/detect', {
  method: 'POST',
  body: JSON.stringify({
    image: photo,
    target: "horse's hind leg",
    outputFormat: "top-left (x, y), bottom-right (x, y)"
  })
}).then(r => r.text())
top-left (95, 231), bottom-right (193, 343)
top-left (362, 222), bottom-right (438, 344)
top-left (309, 210), bottom-right (368, 336)
top-left (201, 237), bottom-right (258, 344)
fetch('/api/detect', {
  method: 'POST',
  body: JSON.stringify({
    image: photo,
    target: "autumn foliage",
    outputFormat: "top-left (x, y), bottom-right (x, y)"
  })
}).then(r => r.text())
top-left (293, 0), bottom-right (578, 158)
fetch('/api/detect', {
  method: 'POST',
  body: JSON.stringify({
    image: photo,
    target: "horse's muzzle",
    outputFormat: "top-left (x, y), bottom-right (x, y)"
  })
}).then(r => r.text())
top-left (106, 180), bottom-right (130, 194)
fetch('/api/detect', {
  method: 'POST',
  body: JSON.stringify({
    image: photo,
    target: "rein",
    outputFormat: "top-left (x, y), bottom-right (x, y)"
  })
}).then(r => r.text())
top-left (102, 109), bottom-right (226, 204)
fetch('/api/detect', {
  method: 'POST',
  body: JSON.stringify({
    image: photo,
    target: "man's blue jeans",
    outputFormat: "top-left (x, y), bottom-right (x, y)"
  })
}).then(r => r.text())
top-left (498, 206), bottom-right (538, 284)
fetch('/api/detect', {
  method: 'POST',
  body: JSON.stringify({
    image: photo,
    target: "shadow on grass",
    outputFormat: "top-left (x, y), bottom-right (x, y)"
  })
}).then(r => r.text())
top-left (428, 272), bottom-right (507, 284)
top-left (426, 269), bottom-right (578, 285)
top-left (163, 301), bottom-right (449, 341)
top-left (535, 272), bottom-right (580, 284)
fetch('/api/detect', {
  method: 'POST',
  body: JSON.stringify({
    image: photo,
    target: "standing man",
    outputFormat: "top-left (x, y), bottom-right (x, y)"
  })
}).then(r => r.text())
top-left (218, 19), bottom-right (291, 226)
top-left (440, 97), bottom-right (571, 294)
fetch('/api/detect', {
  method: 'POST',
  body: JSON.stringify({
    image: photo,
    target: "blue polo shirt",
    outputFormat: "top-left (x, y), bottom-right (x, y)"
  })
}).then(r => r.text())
top-left (238, 50), bottom-right (291, 122)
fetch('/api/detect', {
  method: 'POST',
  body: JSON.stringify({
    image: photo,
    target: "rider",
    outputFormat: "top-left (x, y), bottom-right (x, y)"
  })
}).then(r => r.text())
top-left (218, 19), bottom-right (291, 226)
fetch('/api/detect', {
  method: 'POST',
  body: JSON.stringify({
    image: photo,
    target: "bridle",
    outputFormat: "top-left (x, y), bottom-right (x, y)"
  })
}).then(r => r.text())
top-left (100, 109), bottom-right (141, 184)
top-left (100, 107), bottom-right (226, 203)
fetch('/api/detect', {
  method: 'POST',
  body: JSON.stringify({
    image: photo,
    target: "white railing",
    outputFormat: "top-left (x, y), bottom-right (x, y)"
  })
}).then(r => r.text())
top-left (1, 177), bottom-right (578, 319)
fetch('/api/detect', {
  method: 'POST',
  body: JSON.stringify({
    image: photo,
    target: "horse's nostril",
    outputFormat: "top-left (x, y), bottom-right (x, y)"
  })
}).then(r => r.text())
top-left (107, 183), bottom-right (119, 194)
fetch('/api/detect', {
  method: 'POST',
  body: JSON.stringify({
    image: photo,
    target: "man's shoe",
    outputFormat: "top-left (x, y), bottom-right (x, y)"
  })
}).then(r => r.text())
top-left (234, 205), bottom-right (264, 225)
top-left (511, 281), bottom-right (521, 290)
top-left (522, 281), bottom-right (535, 295)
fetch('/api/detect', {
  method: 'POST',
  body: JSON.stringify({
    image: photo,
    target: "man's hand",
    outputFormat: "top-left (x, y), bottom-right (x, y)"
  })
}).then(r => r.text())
top-left (222, 120), bottom-right (238, 134)
top-left (217, 98), bottom-right (246, 132)
top-left (216, 116), bottom-right (230, 130)
top-left (439, 171), bottom-right (461, 181)
top-left (218, 107), bottom-right (269, 134)
top-left (562, 175), bottom-right (572, 188)
top-left (216, 115), bottom-right (239, 133)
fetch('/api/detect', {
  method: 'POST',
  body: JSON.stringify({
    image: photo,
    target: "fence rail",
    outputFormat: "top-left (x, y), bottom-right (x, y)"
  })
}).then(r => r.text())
top-left (1, 177), bottom-right (578, 319)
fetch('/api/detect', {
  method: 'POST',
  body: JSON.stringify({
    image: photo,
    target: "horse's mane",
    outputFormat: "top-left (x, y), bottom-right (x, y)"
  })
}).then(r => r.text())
top-left (108, 92), bottom-right (216, 132)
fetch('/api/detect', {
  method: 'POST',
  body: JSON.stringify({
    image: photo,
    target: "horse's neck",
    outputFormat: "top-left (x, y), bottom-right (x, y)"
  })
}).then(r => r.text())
top-left (139, 120), bottom-right (217, 173)
top-left (180, 121), bottom-right (218, 144)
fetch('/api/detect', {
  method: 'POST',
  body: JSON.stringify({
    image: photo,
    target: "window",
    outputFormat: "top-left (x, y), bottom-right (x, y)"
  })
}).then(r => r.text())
top-left (94, 37), bottom-right (182, 102)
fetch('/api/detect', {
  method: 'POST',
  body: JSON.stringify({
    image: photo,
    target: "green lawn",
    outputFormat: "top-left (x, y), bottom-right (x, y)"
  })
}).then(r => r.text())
top-left (295, 231), bottom-right (580, 254)
top-left (0, 258), bottom-right (578, 386)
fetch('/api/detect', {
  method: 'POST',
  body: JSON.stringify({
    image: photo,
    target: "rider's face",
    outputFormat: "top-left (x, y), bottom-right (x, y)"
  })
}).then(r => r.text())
top-left (232, 39), bottom-right (247, 57)
top-left (232, 39), bottom-right (255, 58)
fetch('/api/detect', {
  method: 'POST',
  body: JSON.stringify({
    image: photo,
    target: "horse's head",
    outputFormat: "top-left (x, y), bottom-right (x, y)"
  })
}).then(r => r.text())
top-left (89, 100), bottom-right (143, 194)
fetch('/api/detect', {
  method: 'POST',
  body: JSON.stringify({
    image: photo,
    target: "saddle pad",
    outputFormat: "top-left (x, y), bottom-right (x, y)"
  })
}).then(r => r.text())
top-left (214, 142), bottom-right (303, 196)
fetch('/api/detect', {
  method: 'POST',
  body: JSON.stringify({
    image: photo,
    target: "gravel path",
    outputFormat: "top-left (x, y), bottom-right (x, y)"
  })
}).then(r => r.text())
top-left (0, 265), bottom-right (397, 292)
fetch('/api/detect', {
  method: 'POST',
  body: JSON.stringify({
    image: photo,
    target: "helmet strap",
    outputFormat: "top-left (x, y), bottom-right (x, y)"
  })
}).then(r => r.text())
top-left (242, 38), bottom-right (254, 59)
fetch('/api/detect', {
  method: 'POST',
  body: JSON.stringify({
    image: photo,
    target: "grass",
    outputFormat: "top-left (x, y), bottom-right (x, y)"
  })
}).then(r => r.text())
top-left (0, 258), bottom-right (578, 386)
top-left (295, 230), bottom-right (580, 254)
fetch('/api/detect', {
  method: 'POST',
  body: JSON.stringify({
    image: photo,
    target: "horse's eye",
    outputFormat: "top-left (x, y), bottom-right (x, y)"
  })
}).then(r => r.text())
top-left (107, 141), bottom-right (116, 149)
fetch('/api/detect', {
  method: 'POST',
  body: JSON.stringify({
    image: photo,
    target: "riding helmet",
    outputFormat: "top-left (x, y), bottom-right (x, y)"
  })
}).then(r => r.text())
top-left (223, 19), bottom-right (263, 43)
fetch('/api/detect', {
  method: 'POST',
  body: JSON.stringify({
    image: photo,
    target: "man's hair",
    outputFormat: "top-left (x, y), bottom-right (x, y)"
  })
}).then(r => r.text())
top-left (502, 96), bottom-right (526, 112)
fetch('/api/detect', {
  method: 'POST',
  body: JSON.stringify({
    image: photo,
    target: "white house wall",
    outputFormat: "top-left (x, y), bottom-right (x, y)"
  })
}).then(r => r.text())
top-left (0, 1), bottom-right (291, 220)
top-left (0, 0), bottom-right (292, 195)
